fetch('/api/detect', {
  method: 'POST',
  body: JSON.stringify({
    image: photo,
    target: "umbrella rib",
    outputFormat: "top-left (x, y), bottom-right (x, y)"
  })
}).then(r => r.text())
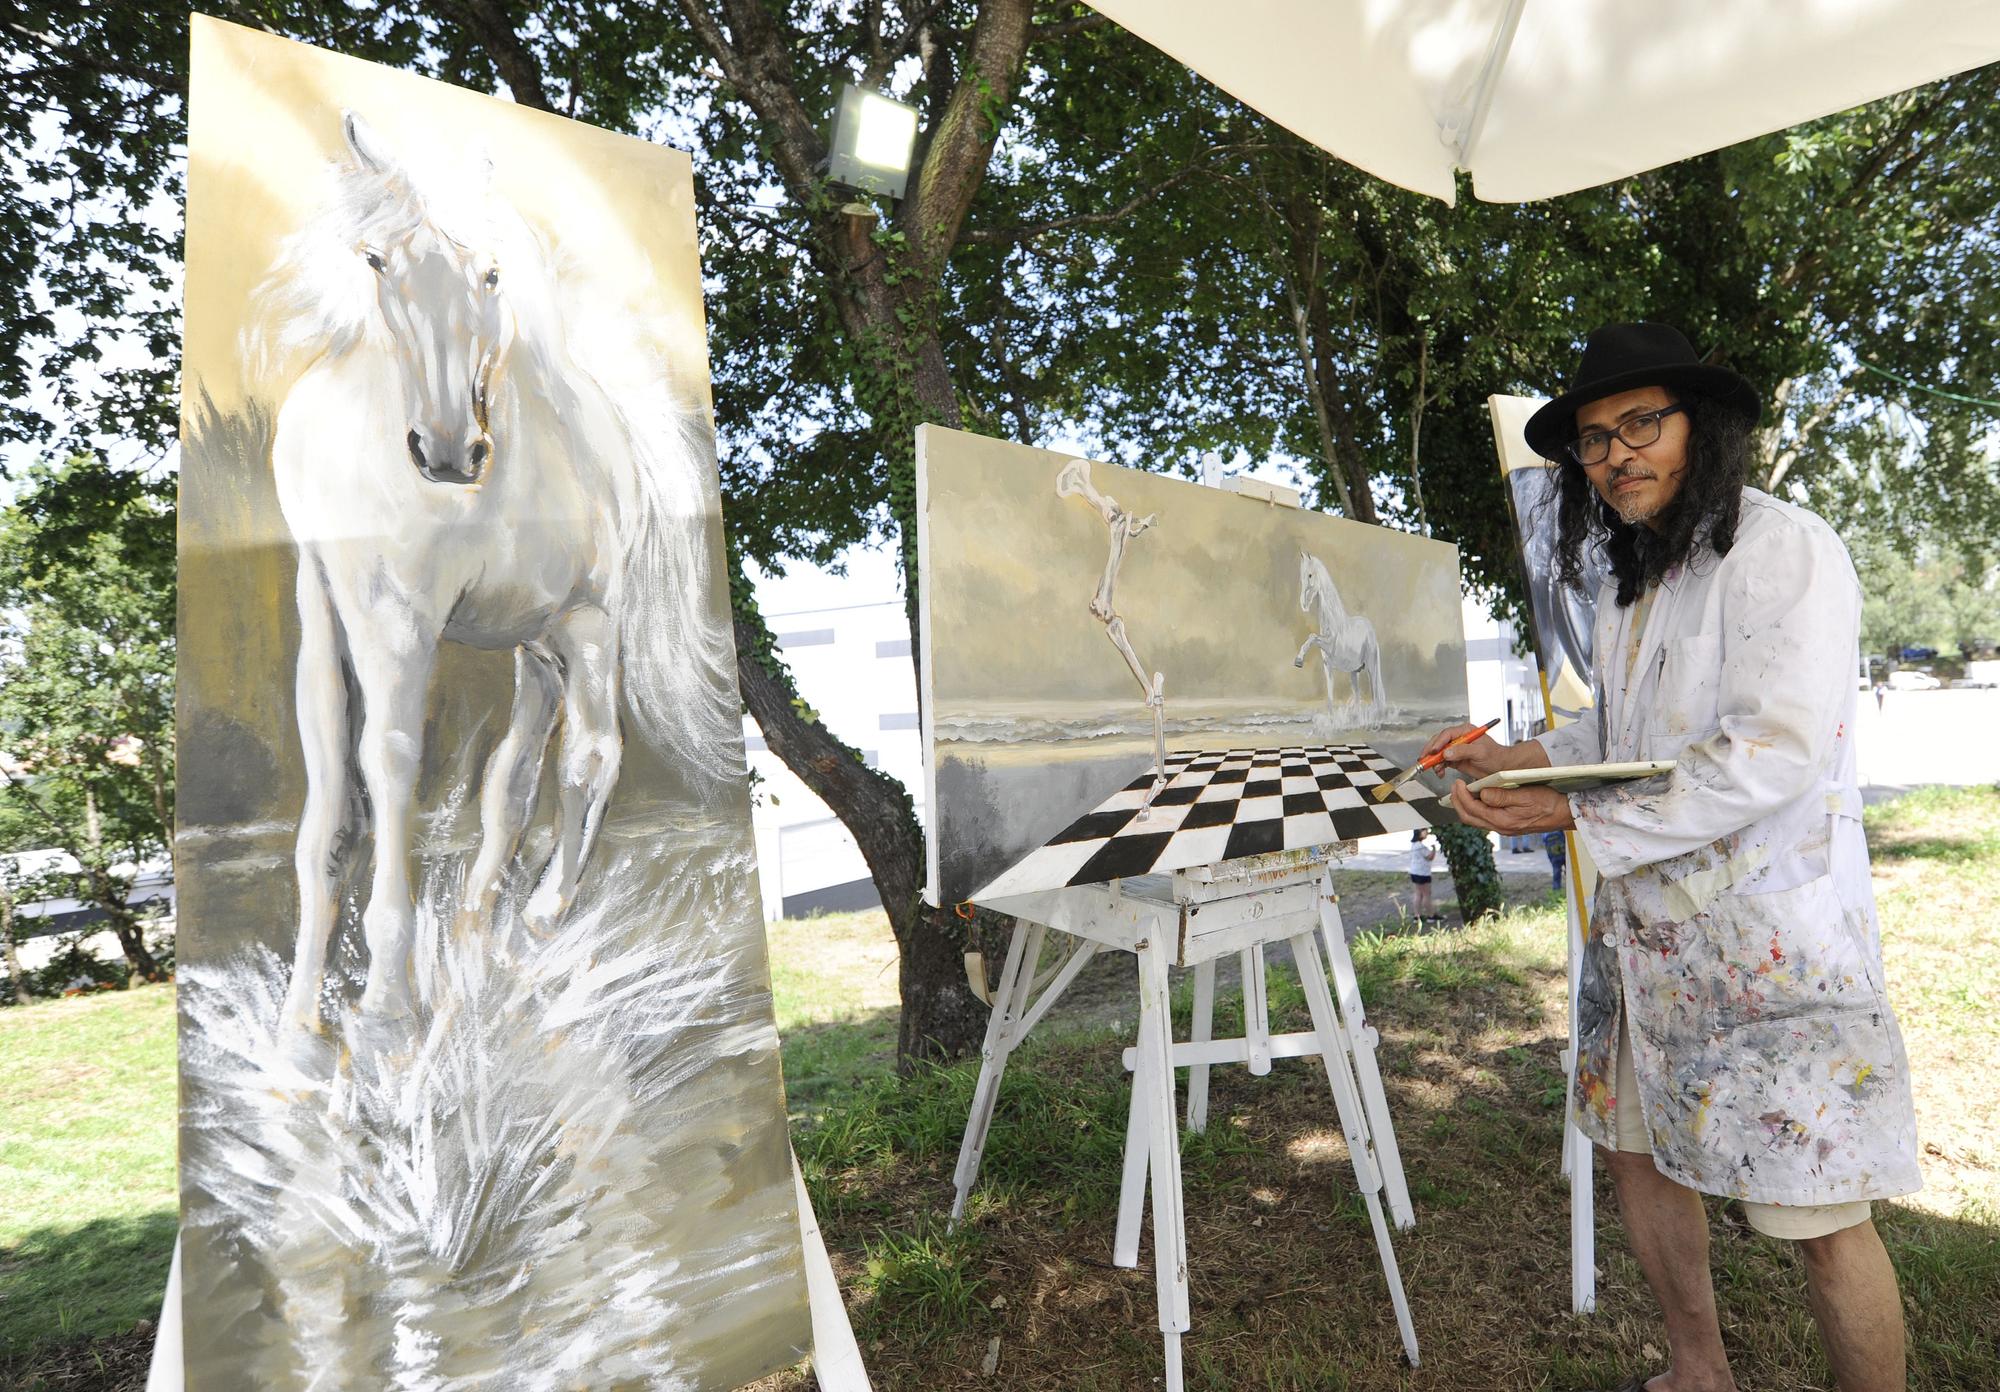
top-left (1450, 0), bottom-right (1530, 171)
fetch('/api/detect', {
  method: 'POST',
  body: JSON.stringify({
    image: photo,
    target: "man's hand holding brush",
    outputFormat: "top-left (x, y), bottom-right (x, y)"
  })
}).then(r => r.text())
top-left (1416, 721), bottom-right (1576, 835)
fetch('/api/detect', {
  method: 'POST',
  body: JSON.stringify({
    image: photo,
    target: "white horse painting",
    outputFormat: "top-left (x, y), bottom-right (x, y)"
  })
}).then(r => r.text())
top-left (1295, 552), bottom-right (1387, 727)
top-left (249, 113), bottom-right (737, 1034)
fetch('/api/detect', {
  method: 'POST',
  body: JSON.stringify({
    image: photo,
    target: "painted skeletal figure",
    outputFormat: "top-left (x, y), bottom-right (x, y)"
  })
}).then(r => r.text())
top-left (1295, 552), bottom-right (1387, 727)
top-left (1056, 459), bottom-right (1168, 785)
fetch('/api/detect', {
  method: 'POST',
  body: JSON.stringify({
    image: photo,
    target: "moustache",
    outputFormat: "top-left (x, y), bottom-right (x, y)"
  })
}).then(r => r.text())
top-left (1609, 468), bottom-right (1656, 485)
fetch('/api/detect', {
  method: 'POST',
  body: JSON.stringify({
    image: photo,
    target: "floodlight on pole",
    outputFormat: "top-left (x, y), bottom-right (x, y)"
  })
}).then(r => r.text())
top-left (827, 84), bottom-right (919, 202)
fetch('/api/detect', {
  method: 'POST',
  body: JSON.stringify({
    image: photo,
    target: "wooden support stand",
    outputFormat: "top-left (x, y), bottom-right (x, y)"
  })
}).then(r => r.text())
top-left (952, 849), bottom-right (1420, 1389)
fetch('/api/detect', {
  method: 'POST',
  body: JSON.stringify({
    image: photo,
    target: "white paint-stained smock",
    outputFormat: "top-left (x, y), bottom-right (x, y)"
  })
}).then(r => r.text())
top-left (1535, 489), bottom-right (1919, 1207)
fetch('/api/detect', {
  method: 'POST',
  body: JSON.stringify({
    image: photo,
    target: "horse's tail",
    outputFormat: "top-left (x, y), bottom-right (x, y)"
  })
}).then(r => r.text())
top-left (610, 398), bottom-right (744, 800)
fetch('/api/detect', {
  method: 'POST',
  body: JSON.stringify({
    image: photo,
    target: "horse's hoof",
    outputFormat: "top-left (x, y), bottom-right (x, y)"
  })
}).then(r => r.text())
top-left (1293, 655), bottom-right (1305, 668)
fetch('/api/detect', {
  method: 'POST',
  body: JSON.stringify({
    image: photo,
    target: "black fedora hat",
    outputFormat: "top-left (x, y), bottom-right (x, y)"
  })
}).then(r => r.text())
top-left (1524, 322), bottom-right (1760, 460)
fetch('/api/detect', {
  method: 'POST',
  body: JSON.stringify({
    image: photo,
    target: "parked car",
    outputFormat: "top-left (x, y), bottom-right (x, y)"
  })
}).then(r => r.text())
top-left (1887, 669), bottom-right (1942, 691)
top-left (1961, 637), bottom-right (1999, 661)
top-left (1898, 645), bottom-right (1939, 662)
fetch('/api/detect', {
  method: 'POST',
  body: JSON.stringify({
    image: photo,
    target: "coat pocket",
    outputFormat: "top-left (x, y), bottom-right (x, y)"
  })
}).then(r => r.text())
top-left (1693, 873), bottom-right (1879, 1028)
top-left (1646, 632), bottom-right (1724, 746)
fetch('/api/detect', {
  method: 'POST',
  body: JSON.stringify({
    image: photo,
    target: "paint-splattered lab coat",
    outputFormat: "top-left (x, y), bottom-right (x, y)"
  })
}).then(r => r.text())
top-left (1535, 489), bottom-right (1920, 1206)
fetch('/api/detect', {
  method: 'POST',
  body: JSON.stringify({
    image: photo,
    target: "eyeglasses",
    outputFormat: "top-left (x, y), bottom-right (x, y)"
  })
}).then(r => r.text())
top-left (1565, 403), bottom-right (1687, 465)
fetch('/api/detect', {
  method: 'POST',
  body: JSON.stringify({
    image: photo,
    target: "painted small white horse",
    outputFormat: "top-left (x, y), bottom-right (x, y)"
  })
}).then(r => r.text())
top-left (251, 114), bottom-right (735, 1032)
top-left (1294, 552), bottom-right (1387, 727)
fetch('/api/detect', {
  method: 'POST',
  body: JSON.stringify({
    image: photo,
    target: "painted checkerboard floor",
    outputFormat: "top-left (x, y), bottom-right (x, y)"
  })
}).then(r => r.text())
top-left (975, 744), bottom-right (1446, 899)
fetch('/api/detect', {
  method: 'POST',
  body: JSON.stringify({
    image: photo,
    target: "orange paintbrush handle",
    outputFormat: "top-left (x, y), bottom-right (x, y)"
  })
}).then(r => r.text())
top-left (1417, 717), bottom-right (1501, 771)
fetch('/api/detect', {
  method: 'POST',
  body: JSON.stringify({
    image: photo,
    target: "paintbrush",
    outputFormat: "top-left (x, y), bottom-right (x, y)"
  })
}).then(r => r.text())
top-left (1371, 718), bottom-right (1501, 802)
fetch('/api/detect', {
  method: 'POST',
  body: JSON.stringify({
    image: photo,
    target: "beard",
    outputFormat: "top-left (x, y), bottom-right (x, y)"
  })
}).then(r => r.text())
top-left (1606, 467), bottom-right (1669, 524)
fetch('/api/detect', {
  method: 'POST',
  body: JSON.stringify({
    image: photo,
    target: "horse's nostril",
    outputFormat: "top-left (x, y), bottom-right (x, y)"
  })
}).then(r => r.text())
top-left (469, 440), bottom-right (488, 466)
top-left (407, 430), bottom-right (426, 468)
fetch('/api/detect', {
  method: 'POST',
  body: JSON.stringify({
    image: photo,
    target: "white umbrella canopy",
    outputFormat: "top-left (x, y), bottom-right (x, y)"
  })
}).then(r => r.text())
top-left (1086, 0), bottom-right (2000, 203)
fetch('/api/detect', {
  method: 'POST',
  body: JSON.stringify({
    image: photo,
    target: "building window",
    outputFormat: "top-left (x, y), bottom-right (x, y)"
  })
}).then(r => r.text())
top-left (775, 628), bottom-right (835, 648)
top-left (879, 712), bottom-right (919, 731)
top-left (744, 735), bottom-right (768, 752)
top-left (862, 750), bottom-right (879, 767)
top-left (876, 638), bottom-right (911, 658)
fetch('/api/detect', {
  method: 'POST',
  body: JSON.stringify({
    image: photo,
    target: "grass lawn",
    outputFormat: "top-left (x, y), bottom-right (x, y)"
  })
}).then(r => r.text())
top-left (3, 789), bottom-right (1995, 1389)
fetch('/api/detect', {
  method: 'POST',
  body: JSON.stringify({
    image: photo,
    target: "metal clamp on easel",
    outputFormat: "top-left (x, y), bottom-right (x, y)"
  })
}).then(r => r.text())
top-left (948, 845), bottom-right (1420, 1391)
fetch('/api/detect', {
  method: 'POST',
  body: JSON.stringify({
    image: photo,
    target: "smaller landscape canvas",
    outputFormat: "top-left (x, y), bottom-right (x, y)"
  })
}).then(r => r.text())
top-left (918, 426), bottom-right (1470, 906)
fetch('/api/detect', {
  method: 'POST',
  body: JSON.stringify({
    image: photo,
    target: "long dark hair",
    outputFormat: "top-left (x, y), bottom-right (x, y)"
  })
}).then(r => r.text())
top-left (1550, 393), bottom-right (1757, 606)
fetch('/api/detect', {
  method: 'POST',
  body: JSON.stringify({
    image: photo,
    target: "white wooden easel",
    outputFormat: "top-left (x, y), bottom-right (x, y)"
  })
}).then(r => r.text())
top-left (953, 847), bottom-right (1420, 1390)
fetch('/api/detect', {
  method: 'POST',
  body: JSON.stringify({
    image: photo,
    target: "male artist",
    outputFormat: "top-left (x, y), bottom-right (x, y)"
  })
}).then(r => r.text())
top-left (1424, 323), bottom-right (1920, 1392)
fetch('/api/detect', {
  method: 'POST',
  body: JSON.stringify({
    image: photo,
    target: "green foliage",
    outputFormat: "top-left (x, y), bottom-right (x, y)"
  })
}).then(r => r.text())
top-left (1432, 823), bottom-right (1505, 923)
top-left (1852, 535), bottom-right (2000, 657)
top-left (860, 1219), bottom-right (988, 1337)
top-left (0, 458), bottom-right (175, 977)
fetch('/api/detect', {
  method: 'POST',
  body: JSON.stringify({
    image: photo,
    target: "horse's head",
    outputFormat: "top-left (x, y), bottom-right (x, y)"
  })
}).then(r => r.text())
top-left (1298, 551), bottom-right (1315, 611)
top-left (343, 113), bottom-right (513, 488)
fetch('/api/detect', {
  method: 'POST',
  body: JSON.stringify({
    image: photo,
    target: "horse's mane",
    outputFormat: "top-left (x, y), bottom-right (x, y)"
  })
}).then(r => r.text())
top-left (242, 156), bottom-right (430, 389)
top-left (245, 117), bottom-right (742, 796)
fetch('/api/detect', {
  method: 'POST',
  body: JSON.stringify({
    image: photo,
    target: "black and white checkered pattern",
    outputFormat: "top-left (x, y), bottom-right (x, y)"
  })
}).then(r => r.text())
top-left (976, 744), bottom-right (1445, 899)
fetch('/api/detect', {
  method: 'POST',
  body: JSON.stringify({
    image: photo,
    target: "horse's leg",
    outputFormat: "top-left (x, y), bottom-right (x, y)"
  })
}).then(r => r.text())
top-left (524, 605), bottom-right (622, 937)
top-left (1295, 631), bottom-right (1324, 669)
top-left (1368, 630), bottom-right (1387, 718)
top-left (281, 557), bottom-right (351, 1035)
top-left (347, 621), bottom-right (437, 1019)
top-left (457, 643), bottom-right (562, 935)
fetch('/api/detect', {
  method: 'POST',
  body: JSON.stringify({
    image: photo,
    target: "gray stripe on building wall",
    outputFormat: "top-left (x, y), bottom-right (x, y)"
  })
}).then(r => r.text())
top-left (876, 638), bottom-right (911, 658)
top-left (879, 712), bottom-right (920, 731)
top-left (775, 628), bottom-right (835, 648)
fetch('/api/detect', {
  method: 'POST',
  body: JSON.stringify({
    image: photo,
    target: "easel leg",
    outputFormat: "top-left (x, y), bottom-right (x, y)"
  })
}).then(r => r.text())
top-left (1136, 933), bottom-right (1190, 1392)
top-left (1186, 958), bottom-right (1216, 1133)
top-left (1563, 865), bottom-right (1597, 1314)
top-left (1113, 1038), bottom-right (1149, 1269)
top-left (1241, 945), bottom-right (1271, 1076)
top-left (1317, 880), bottom-right (1414, 1230)
top-left (1291, 930), bottom-right (1421, 1369)
top-left (950, 920), bottom-right (1045, 1224)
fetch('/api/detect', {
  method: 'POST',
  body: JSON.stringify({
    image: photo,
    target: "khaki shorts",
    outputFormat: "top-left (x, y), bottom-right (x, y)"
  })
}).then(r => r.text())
top-left (1612, 1020), bottom-right (1870, 1242)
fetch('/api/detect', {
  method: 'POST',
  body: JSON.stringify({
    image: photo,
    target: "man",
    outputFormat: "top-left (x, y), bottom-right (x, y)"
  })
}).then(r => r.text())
top-left (1424, 323), bottom-right (1920, 1392)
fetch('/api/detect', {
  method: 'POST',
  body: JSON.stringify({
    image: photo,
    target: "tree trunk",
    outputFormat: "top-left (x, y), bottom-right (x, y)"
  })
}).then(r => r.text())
top-left (1, 887), bottom-right (29, 1004)
top-left (82, 789), bottom-right (159, 982)
top-left (1434, 822), bottom-right (1503, 924)
top-left (732, 599), bottom-right (992, 1066)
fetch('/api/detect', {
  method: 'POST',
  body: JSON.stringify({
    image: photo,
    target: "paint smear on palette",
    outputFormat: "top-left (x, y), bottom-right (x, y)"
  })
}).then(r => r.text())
top-left (177, 17), bottom-right (807, 1386)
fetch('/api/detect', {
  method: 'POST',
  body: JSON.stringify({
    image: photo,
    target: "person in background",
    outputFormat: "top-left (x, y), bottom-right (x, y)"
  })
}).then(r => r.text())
top-left (1407, 828), bottom-right (1437, 923)
top-left (1542, 828), bottom-right (1568, 893)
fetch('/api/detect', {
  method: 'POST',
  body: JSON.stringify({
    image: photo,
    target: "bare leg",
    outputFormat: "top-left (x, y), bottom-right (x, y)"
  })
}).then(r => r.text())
top-left (525, 606), bottom-right (622, 936)
top-left (458, 644), bottom-right (562, 933)
top-left (1605, 1149), bottom-right (1737, 1392)
top-left (283, 559), bottom-right (351, 1034)
top-left (1798, 1220), bottom-right (1905, 1392)
top-left (347, 623), bottom-right (437, 1019)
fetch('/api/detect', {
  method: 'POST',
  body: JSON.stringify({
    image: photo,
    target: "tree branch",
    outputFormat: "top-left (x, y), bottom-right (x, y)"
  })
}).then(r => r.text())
top-left (860, 0), bottom-right (949, 88)
top-left (900, 0), bottom-right (1037, 280)
top-left (439, 0), bottom-right (557, 111)
top-left (689, 0), bottom-right (832, 200)
top-left (963, 150), bottom-right (1227, 245)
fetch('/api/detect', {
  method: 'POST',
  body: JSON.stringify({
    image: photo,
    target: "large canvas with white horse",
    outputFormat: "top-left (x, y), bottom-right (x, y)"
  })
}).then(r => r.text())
top-left (917, 426), bottom-right (1469, 906)
top-left (176, 17), bottom-right (808, 1385)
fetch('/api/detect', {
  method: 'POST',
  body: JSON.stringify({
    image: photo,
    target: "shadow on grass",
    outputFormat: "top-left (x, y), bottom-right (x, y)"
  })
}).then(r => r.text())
top-left (780, 1004), bottom-right (902, 1115)
top-left (1868, 833), bottom-right (1998, 864)
top-left (0, 1209), bottom-right (176, 1372)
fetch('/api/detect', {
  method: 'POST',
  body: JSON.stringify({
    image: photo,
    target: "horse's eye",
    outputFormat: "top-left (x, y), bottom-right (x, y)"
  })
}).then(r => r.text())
top-left (364, 251), bottom-right (386, 273)
top-left (484, 267), bottom-right (500, 289)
